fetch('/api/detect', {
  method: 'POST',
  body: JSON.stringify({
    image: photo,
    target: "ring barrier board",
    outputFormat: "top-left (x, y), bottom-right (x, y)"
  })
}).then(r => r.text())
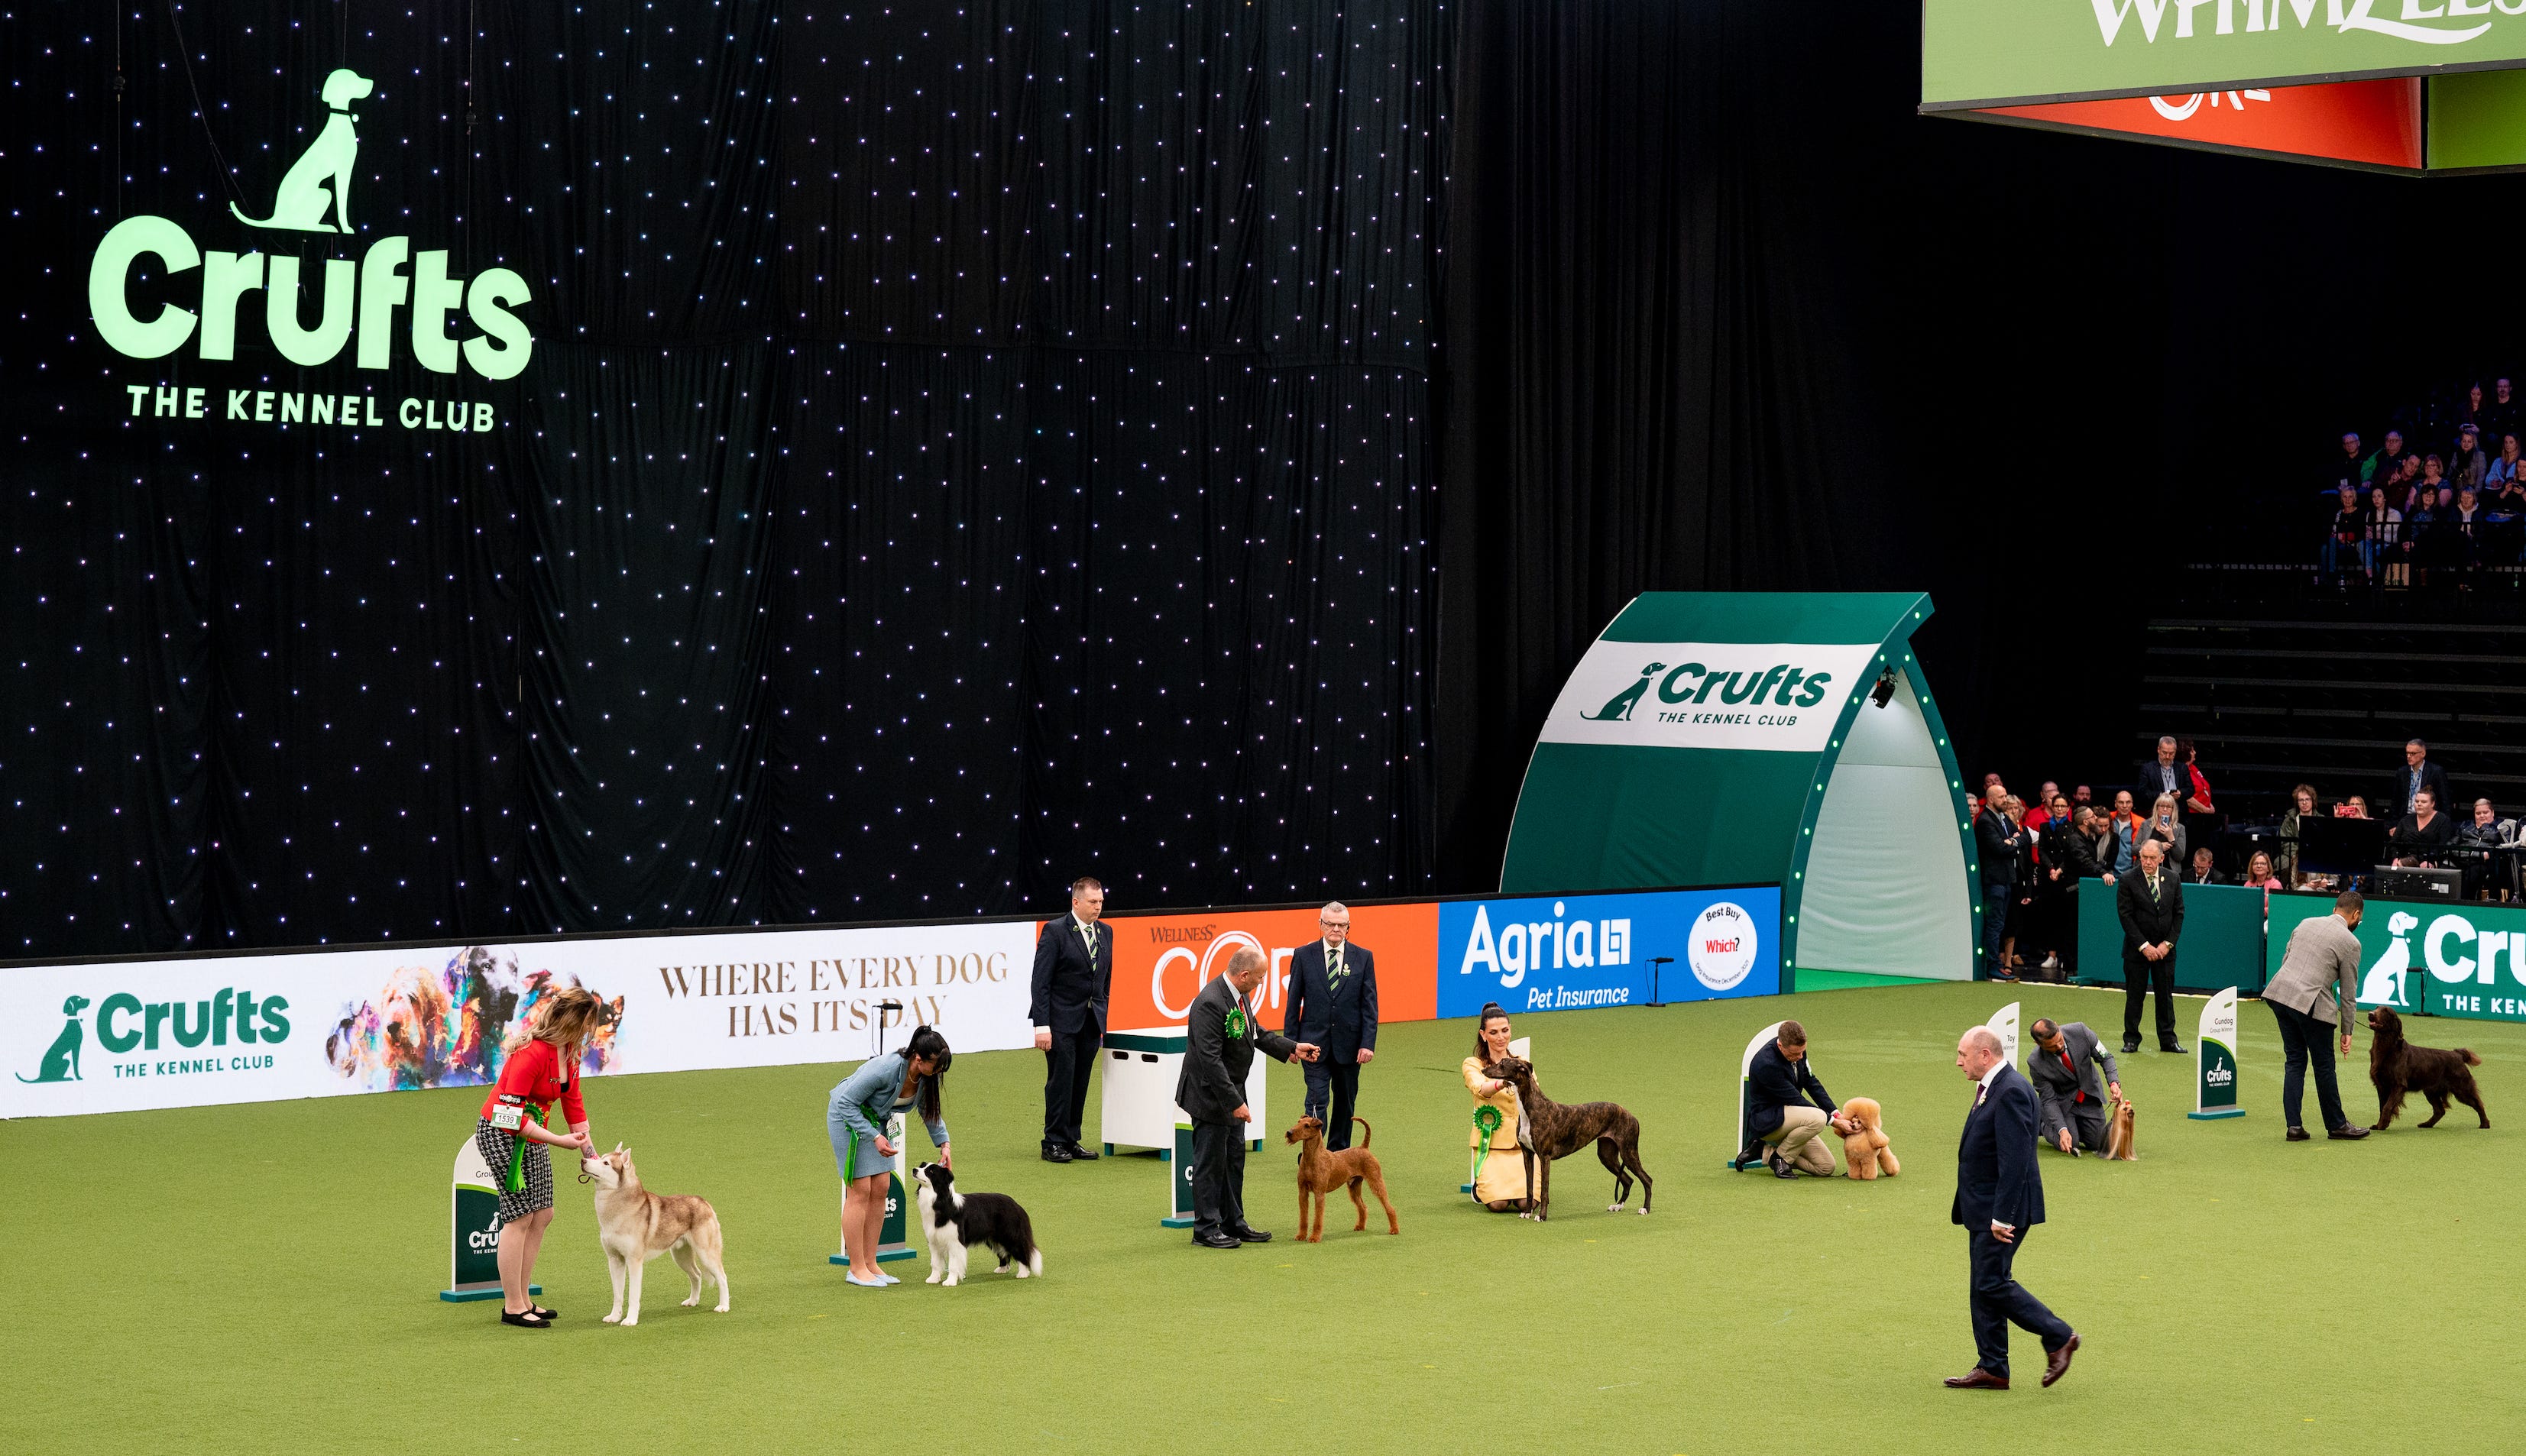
top-left (831, 1112), bottom-right (917, 1267)
top-left (442, 1136), bottom-right (537, 1303)
top-left (1100, 1024), bottom-right (1265, 1157)
top-left (1987, 1001), bottom-right (2019, 1068)
top-left (2191, 988), bottom-right (2244, 1121)
top-left (1729, 1021), bottom-right (1787, 1168)
top-left (1461, 1036), bottom-right (1530, 1192)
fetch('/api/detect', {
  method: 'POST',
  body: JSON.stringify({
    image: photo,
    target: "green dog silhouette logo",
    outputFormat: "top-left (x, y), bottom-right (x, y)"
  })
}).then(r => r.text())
top-left (1582, 662), bottom-right (1666, 721)
top-left (18, 995), bottom-right (91, 1083)
top-left (231, 69), bottom-right (375, 233)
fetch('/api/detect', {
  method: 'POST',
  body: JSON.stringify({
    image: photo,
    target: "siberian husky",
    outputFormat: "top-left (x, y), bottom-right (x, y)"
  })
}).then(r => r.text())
top-left (581, 1145), bottom-right (730, 1325)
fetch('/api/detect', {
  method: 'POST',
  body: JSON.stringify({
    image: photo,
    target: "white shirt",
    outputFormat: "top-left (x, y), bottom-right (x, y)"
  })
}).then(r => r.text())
top-left (1323, 938), bottom-right (1346, 975)
top-left (1975, 1061), bottom-right (2003, 1105)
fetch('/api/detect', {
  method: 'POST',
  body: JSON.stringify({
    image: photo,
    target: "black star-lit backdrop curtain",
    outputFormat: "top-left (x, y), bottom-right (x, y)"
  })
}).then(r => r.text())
top-left (0, 2), bottom-right (1445, 958)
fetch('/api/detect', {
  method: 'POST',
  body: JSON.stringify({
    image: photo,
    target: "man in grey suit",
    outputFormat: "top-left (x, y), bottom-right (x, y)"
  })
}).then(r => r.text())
top-left (2023, 1018), bottom-right (2123, 1155)
top-left (1175, 946), bottom-right (1319, 1249)
top-left (2263, 889), bottom-right (2372, 1144)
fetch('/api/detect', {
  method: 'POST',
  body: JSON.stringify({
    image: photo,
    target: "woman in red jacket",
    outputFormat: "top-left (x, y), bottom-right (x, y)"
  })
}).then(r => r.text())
top-left (474, 987), bottom-right (601, 1328)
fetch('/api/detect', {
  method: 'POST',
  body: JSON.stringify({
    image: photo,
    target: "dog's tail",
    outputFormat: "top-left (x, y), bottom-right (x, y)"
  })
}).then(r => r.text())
top-left (1028, 1246), bottom-right (1044, 1277)
top-left (1352, 1116), bottom-right (1372, 1147)
top-left (2458, 1048), bottom-right (2482, 1066)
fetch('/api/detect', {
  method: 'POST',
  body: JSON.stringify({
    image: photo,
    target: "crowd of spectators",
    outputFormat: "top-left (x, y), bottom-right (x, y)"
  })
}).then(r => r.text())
top-left (2320, 380), bottom-right (2526, 588)
top-left (1966, 735), bottom-right (2522, 982)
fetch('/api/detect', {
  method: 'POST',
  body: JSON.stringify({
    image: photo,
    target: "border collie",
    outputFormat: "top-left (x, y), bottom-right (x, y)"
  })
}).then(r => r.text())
top-left (911, 1162), bottom-right (1043, 1286)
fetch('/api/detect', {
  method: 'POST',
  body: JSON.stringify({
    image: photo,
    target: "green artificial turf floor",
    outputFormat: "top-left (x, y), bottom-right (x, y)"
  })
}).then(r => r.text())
top-left (8, 980), bottom-right (2515, 1454)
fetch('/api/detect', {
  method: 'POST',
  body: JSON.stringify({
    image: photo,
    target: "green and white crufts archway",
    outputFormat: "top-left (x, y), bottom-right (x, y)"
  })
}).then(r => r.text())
top-left (1499, 592), bottom-right (1975, 988)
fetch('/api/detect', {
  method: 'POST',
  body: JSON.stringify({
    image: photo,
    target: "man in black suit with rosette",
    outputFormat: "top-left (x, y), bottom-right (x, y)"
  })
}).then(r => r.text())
top-left (1176, 946), bottom-right (1318, 1249)
top-left (1945, 1026), bottom-right (2077, 1391)
top-left (1029, 876), bottom-right (1112, 1163)
top-left (1282, 901), bottom-right (1378, 1150)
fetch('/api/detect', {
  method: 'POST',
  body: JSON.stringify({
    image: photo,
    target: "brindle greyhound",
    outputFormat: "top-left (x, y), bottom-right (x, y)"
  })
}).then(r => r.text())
top-left (1481, 1055), bottom-right (1652, 1221)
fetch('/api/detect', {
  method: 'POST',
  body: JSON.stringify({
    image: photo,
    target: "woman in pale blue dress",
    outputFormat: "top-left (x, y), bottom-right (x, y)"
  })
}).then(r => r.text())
top-left (828, 1025), bottom-right (951, 1287)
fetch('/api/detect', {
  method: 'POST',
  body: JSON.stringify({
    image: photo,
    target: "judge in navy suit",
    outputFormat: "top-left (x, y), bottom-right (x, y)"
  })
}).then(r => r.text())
top-left (1945, 1025), bottom-right (2079, 1391)
top-left (1281, 902), bottom-right (1378, 1150)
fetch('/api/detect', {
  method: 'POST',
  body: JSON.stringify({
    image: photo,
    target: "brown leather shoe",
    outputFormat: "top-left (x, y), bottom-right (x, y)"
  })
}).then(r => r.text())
top-left (1943, 1368), bottom-right (2009, 1390)
top-left (2042, 1332), bottom-right (2080, 1388)
top-left (2285, 1127), bottom-right (2311, 1142)
top-left (2328, 1125), bottom-right (2372, 1141)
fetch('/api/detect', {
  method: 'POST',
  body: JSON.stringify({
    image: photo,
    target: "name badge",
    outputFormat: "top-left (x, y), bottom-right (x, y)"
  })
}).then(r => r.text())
top-left (490, 1104), bottom-right (525, 1131)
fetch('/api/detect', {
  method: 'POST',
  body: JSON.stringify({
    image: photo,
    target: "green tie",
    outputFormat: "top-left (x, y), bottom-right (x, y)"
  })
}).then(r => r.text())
top-left (2149, 875), bottom-right (2160, 903)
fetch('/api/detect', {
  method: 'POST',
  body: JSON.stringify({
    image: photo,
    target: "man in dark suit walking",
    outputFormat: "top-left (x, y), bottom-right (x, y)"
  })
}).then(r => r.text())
top-left (1177, 946), bottom-right (1319, 1249)
top-left (2114, 839), bottom-right (2187, 1056)
top-left (1282, 901), bottom-right (1378, 1150)
top-left (1029, 877), bottom-right (1112, 1163)
top-left (1946, 1026), bottom-right (2077, 1391)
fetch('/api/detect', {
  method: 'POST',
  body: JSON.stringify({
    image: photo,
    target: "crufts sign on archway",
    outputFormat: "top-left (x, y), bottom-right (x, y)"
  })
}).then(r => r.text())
top-left (1499, 593), bottom-right (1974, 988)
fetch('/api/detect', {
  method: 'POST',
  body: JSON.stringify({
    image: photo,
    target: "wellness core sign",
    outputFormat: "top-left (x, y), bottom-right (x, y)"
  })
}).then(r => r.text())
top-left (5, 890), bottom-right (1785, 1118)
top-left (1924, 0), bottom-right (2526, 109)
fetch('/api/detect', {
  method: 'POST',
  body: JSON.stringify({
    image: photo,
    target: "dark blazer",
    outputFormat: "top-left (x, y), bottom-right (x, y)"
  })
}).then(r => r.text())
top-left (2388, 759), bottom-right (2451, 817)
top-left (1281, 940), bottom-right (1378, 1058)
top-left (1028, 914), bottom-right (1111, 1036)
top-left (1952, 1064), bottom-right (2046, 1232)
top-left (1745, 1040), bottom-right (1837, 1140)
top-left (1174, 974), bottom-right (1298, 1124)
top-left (2115, 869), bottom-right (2184, 966)
top-left (1975, 812), bottom-right (2026, 888)
top-left (2039, 820), bottom-right (2107, 881)
top-left (2133, 759), bottom-right (2186, 814)
top-left (2023, 1022), bottom-right (2118, 1136)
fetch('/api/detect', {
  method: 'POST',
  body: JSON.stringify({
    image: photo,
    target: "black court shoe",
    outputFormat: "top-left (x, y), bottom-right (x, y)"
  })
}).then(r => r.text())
top-left (532, 1306), bottom-right (559, 1319)
top-left (500, 1309), bottom-right (552, 1329)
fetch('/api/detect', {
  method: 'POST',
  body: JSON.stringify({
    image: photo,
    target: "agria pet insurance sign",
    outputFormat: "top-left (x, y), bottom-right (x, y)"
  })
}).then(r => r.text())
top-left (88, 66), bottom-right (532, 435)
top-left (1924, 1), bottom-right (2526, 110)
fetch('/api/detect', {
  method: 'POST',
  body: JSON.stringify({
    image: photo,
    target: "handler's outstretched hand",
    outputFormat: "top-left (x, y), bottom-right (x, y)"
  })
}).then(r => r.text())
top-left (1294, 1043), bottom-right (1323, 1063)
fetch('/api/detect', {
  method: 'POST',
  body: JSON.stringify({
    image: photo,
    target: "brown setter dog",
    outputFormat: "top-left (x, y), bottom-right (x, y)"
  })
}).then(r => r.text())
top-left (1284, 1115), bottom-right (1397, 1241)
top-left (2365, 1007), bottom-right (2489, 1131)
top-left (1481, 1055), bottom-right (1652, 1221)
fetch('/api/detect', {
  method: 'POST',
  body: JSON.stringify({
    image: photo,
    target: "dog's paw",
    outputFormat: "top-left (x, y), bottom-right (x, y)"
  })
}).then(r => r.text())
top-left (925, 1272), bottom-right (944, 1284)
top-left (1637, 1205), bottom-right (1649, 1215)
top-left (620, 1317), bottom-right (640, 1327)
top-left (1607, 1202), bottom-right (1624, 1213)
top-left (680, 1296), bottom-right (699, 1306)
top-left (714, 1302), bottom-right (729, 1312)
top-left (602, 1312), bottom-right (623, 1324)
top-left (941, 1277), bottom-right (959, 1287)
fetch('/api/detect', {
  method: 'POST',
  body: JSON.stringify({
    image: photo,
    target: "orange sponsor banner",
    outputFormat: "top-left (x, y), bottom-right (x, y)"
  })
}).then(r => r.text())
top-left (1098, 903), bottom-right (1439, 1034)
top-left (1979, 79), bottom-right (2421, 171)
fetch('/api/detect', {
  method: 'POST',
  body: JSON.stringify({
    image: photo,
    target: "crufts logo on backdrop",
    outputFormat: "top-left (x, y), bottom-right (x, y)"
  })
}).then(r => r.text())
top-left (1540, 640), bottom-right (1879, 754)
top-left (18, 996), bottom-right (93, 1083)
top-left (2358, 906), bottom-right (2526, 1018)
top-left (90, 63), bottom-right (533, 432)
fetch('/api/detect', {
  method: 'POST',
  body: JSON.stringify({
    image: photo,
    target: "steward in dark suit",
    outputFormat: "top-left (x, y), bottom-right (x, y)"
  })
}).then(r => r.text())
top-left (1176, 948), bottom-right (1316, 1248)
top-left (1945, 1030), bottom-right (2076, 1390)
top-left (2114, 841), bottom-right (2185, 1055)
top-left (1282, 903), bottom-right (1378, 1150)
top-left (1028, 878), bottom-right (1112, 1163)
top-left (2390, 742), bottom-right (2451, 818)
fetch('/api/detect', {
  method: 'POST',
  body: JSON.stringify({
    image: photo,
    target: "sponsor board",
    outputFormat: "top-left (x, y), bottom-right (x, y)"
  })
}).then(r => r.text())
top-left (1099, 904), bottom-right (1437, 1033)
top-left (2267, 894), bottom-right (2526, 1023)
top-left (3, 921), bottom-right (1035, 1119)
top-left (8, 888), bottom-right (1792, 1119)
top-left (1925, 0), bottom-right (2526, 111)
top-left (1438, 888), bottom-right (1782, 1019)
top-left (1978, 77), bottom-right (2425, 168)
top-left (1535, 641), bottom-right (1877, 753)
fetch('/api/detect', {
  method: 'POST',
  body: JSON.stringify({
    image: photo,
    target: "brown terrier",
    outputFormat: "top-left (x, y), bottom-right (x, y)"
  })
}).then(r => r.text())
top-left (1283, 1115), bottom-right (1398, 1241)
